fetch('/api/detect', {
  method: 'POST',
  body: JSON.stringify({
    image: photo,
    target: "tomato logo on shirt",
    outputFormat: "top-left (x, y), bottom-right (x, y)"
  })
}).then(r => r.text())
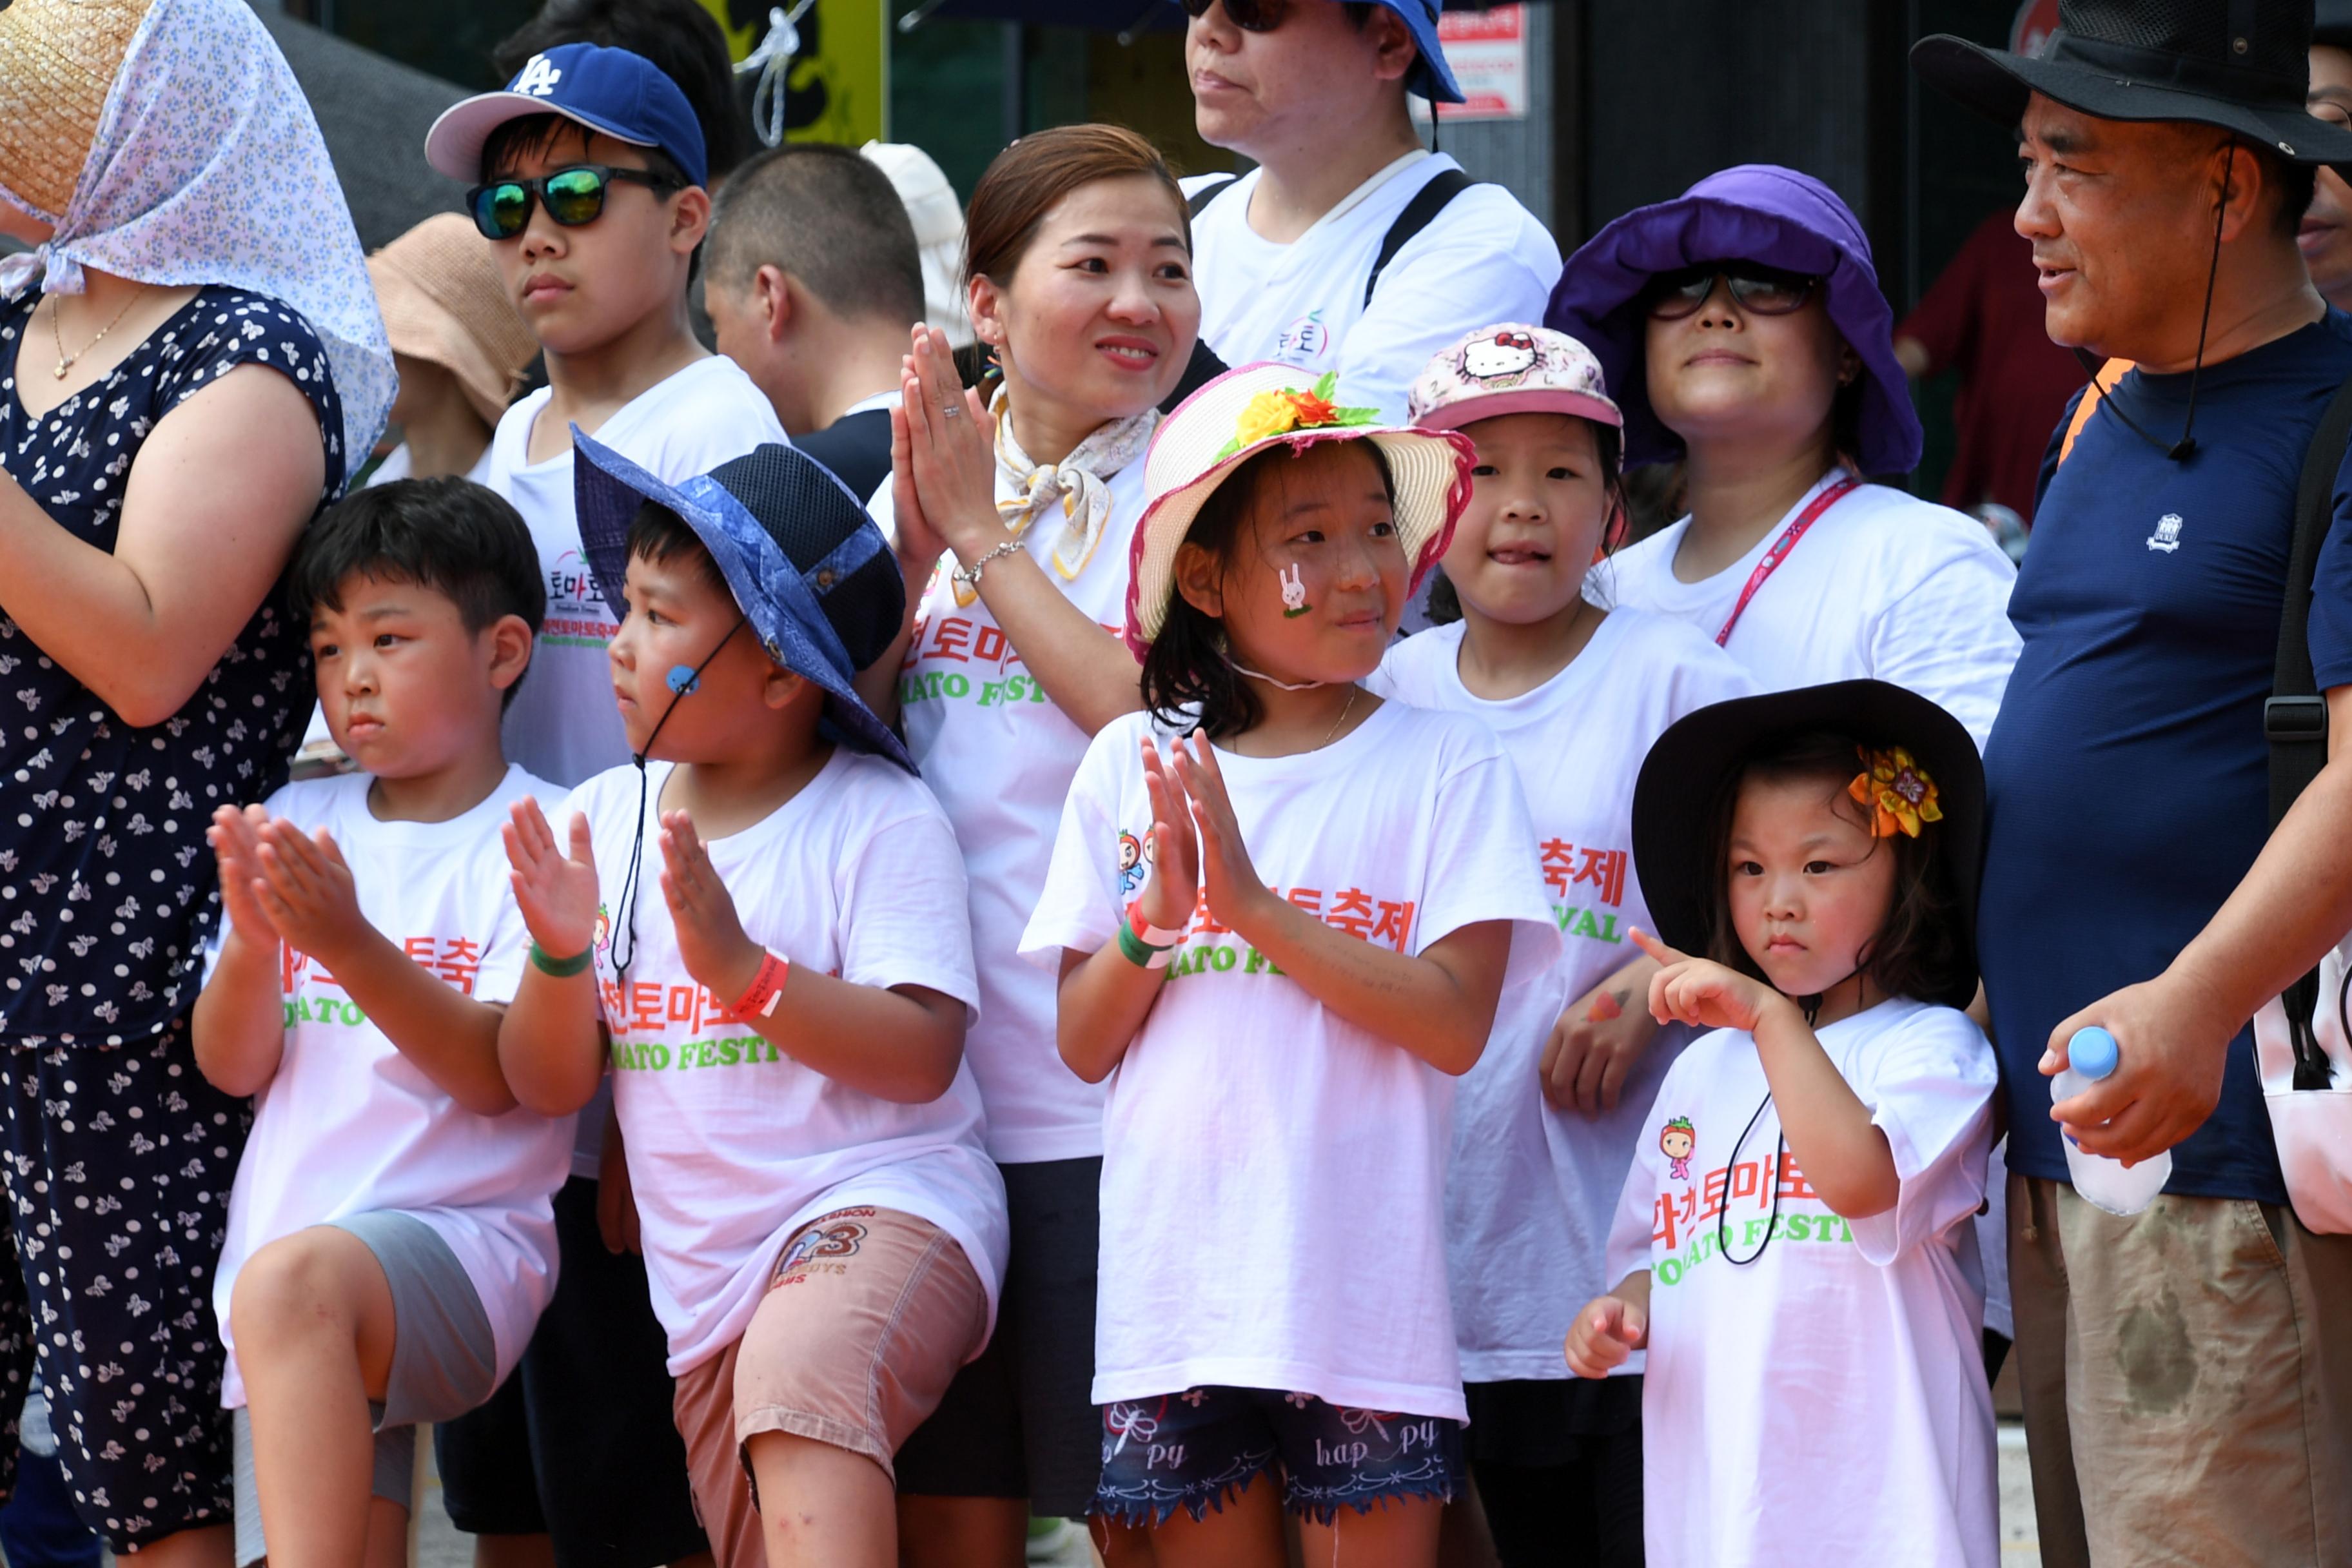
top-left (1277, 311), bottom-right (1329, 363)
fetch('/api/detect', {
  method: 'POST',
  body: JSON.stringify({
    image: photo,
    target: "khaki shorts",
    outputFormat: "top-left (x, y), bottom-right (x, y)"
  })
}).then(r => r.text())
top-left (2009, 1173), bottom-right (2352, 1567)
top-left (671, 1206), bottom-right (988, 1568)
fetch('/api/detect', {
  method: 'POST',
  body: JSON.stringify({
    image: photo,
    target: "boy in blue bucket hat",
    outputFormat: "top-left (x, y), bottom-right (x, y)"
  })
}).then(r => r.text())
top-left (493, 436), bottom-right (1008, 1568)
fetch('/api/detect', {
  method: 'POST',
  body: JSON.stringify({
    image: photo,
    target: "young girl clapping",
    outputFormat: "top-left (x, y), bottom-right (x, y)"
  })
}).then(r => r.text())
top-left (1023, 364), bottom-right (1556, 1567)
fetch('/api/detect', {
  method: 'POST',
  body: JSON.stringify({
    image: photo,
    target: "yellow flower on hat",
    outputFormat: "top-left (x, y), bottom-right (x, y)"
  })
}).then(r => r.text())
top-left (1848, 746), bottom-right (1943, 839)
top-left (1215, 371), bottom-right (1380, 460)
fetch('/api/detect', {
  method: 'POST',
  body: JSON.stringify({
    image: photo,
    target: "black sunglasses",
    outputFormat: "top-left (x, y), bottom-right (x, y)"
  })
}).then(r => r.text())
top-left (1179, 0), bottom-right (1290, 32)
top-left (1643, 262), bottom-right (1821, 320)
top-left (466, 164), bottom-right (680, 241)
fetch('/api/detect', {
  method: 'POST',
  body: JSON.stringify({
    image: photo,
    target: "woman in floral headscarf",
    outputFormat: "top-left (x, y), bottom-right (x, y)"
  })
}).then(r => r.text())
top-left (0, 0), bottom-right (391, 1556)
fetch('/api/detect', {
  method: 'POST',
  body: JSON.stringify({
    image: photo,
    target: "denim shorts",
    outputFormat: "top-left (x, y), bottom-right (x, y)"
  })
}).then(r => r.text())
top-left (1091, 1386), bottom-right (1464, 1527)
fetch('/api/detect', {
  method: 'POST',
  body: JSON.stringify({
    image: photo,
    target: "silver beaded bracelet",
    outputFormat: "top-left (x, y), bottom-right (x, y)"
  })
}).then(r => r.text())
top-left (952, 537), bottom-right (1025, 593)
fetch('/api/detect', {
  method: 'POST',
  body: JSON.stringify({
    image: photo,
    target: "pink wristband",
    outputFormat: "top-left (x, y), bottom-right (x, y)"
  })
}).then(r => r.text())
top-left (732, 950), bottom-right (790, 1019)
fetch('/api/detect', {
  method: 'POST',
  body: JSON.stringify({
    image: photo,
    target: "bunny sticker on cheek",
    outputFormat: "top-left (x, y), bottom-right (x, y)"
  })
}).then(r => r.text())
top-left (1280, 562), bottom-right (1310, 618)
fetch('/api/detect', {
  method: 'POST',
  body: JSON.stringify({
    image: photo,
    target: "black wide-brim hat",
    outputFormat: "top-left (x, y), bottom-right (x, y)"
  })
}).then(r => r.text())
top-left (1630, 680), bottom-right (1985, 1010)
top-left (1914, 0), bottom-right (2352, 168)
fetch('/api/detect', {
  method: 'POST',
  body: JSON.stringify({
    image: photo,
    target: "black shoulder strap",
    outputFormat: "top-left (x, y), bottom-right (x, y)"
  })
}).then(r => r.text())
top-left (2266, 369), bottom-right (2352, 1088)
top-left (1364, 167), bottom-right (1478, 309)
top-left (1188, 175), bottom-right (1238, 219)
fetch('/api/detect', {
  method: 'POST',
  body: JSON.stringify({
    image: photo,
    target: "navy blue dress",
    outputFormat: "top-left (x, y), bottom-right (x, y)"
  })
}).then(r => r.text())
top-left (0, 284), bottom-right (343, 1545)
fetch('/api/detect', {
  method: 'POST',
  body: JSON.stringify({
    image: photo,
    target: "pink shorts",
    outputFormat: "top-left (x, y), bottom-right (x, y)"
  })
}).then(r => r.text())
top-left (671, 1206), bottom-right (988, 1568)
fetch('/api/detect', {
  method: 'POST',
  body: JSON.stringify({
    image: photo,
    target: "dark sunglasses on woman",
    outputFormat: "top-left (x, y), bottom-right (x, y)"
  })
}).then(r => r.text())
top-left (1643, 262), bottom-right (1820, 320)
top-left (467, 163), bottom-right (681, 241)
top-left (1179, 0), bottom-right (1291, 30)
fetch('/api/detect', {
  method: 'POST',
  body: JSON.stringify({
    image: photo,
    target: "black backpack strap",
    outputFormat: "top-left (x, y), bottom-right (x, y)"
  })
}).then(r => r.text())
top-left (1364, 167), bottom-right (1478, 309)
top-left (2268, 369), bottom-right (2352, 1088)
top-left (1187, 175), bottom-right (1238, 219)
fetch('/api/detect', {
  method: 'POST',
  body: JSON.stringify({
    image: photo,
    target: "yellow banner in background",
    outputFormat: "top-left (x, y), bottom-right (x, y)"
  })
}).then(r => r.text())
top-left (699, 0), bottom-right (888, 146)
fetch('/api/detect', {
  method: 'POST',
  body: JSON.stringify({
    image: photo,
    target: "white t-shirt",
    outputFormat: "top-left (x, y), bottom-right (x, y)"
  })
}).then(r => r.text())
top-left (1369, 610), bottom-right (1756, 1382)
top-left (1605, 998), bottom-right (1999, 1568)
top-left (1593, 474), bottom-right (2021, 747)
top-left (1186, 153), bottom-right (1562, 424)
top-left (210, 767), bottom-right (575, 1409)
top-left (569, 751), bottom-right (1007, 1375)
top-left (882, 460), bottom-right (1147, 1164)
top-left (1595, 472), bottom-right (2020, 1338)
top-left (487, 356), bottom-right (789, 790)
top-left (1021, 701), bottom-right (1559, 1420)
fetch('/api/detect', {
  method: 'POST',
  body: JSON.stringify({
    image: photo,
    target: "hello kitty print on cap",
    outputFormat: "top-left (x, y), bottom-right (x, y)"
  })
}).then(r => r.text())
top-left (1407, 322), bottom-right (1623, 443)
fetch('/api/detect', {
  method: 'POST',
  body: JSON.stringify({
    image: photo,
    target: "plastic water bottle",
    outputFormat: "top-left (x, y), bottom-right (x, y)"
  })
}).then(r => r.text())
top-left (2053, 1026), bottom-right (2171, 1216)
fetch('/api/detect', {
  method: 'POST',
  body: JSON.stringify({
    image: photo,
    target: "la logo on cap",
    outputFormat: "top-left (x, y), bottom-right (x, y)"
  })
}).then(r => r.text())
top-left (515, 54), bottom-right (564, 97)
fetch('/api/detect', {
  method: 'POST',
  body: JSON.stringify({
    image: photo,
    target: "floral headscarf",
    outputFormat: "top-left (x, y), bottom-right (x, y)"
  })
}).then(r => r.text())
top-left (0, 0), bottom-right (394, 471)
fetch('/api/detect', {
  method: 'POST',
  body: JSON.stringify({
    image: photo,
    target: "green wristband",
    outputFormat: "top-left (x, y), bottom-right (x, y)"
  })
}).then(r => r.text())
top-left (529, 941), bottom-right (594, 978)
top-left (1115, 923), bottom-right (1161, 969)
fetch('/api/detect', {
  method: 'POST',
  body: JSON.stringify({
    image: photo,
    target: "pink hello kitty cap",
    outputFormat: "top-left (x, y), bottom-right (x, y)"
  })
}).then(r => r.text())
top-left (1407, 323), bottom-right (1623, 436)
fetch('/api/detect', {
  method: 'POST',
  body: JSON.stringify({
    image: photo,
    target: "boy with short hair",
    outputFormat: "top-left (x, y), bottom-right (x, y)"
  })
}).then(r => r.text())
top-left (496, 438), bottom-right (1006, 1568)
top-left (422, 50), bottom-right (787, 1565)
top-left (192, 476), bottom-right (574, 1568)
top-left (704, 143), bottom-right (925, 500)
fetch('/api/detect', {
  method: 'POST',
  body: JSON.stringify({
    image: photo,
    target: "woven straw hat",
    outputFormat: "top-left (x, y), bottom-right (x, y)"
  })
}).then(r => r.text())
top-left (368, 213), bottom-right (535, 429)
top-left (0, 0), bottom-right (155, 221)
top-left (1123, 361), bottom-right (1473, 658)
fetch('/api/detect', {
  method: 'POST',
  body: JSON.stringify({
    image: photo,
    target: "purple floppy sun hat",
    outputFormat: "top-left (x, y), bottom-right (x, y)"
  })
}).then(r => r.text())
top-left (1544, 164), bottom-right (1921, 477)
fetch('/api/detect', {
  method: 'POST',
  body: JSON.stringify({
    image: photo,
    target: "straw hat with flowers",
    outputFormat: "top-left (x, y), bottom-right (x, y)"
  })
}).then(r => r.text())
top-left (1123, 362), bottom-right (1475, 659)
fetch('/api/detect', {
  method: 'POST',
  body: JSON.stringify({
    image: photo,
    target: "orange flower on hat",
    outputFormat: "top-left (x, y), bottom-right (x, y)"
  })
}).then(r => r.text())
top-left (1848, 746), bottom-right (1942, 839)
top-left (1215, 372), bottom-right (1380, 459)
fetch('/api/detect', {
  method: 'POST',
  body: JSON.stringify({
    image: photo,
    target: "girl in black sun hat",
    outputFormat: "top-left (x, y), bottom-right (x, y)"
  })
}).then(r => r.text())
top-left (1566, 678), bottom-right (1999, 1566)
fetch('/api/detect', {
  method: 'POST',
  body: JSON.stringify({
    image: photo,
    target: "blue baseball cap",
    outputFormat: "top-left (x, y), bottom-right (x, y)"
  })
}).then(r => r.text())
top-left (424, 43), bottom-right (709, 190)
top-left (1179, 0), bottom-right (1461, 103)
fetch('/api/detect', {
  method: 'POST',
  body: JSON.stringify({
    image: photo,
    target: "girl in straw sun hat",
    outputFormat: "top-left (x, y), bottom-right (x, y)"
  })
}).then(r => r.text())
top-left (1019, 361), bottom-right (1559, 1562)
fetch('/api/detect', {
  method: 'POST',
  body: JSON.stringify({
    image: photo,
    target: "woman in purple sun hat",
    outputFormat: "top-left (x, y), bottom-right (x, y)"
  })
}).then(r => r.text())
top-left (1548, 163), bottom-right (2027, 1382)
top-left (1546, 164), bottom-right (2023, 753)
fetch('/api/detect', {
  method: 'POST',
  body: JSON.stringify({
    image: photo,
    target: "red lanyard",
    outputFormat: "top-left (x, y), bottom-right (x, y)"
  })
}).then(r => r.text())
top-left (1712, 476), bottom-right (1859, 648)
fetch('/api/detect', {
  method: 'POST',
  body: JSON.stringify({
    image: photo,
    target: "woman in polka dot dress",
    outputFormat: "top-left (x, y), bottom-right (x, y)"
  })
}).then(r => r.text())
top-left (0, 0), bottom-right (392, 1558)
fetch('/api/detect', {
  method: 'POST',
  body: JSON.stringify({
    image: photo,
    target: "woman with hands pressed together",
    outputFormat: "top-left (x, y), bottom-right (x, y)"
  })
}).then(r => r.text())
top-left (1019, 365), bottom-right (1556, 1568)
top-left (1567, 681), bottom-right (1997, 1568)
top-left (873, 126), bottom-right (1200, 1566)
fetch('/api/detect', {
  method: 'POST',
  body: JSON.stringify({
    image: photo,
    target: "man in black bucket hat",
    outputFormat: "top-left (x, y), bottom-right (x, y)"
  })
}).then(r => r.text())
top-left (1914, 5), bottom-right (2352, 1565)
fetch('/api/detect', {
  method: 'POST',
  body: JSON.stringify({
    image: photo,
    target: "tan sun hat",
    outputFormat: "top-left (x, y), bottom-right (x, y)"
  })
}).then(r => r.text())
top-left (368, 213), bottom-right (536, 429)
top-left (0, 0), bottom-right (156, 222)
top-left (1122, 361), bottom-right (1474, 659)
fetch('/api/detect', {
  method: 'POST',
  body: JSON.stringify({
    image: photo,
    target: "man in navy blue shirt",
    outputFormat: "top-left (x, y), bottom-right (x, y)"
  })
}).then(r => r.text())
top-left (1917, 4), bottom-right (2352, 1565)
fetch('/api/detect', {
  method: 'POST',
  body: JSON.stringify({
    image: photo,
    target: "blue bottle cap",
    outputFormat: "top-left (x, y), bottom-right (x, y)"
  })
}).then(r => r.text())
top-left (2069, 1025), bottom-right (2119, 1081)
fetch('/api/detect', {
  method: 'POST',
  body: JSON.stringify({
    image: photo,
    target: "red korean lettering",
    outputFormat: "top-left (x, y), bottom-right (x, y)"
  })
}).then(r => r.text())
top-left (928, 617), bottom-right (974, 663)
top-left (1327, 887), bottom-right (1375, 939)
top-left (1675, 1187), bottom-right (1697, 1227)
top-left (1574, 847), bottom-right (1629, 908)
top-left (701, 985), bottom-right (741, 1030)
top-left (627, 983), bottom-right (665, 1035)
top-left (1731, 1160), bottom-right (1761, 1207)
top-left (1191, 890), bottom-right (1232, 937)
top-left (1540, 838), bottom-right (1576, 898)
top-left (1286, 887), bottom-right (1325, 917)
top-left (598, 977), bottom-right (626, 1023)
top-left (666, 984), bottom-right (702, 1034)
top-left (1700, 1166), bottom-right (1728, 1220)
top-left (403, 936), bottom-right (437, 967)
top-left (1776, 1155), bottom-right (1817, 1202)
top-left (972, 624), bottom-right (1010, 667)
top-left (1651, 1191), bottom-right (1678, 1252)
top-left (1372, 899), bottom-right (1415, 952)
top-left (435, 937), bottom-right (482, 996)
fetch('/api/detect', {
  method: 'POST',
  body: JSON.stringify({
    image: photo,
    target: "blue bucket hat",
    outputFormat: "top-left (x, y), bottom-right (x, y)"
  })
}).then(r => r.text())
top-left (572, 432), bottom-right (914, 773)
top-left (1545, 164), bottom-right (1921, 476)
top-left (1375, 0), bottom-right (1464, 104)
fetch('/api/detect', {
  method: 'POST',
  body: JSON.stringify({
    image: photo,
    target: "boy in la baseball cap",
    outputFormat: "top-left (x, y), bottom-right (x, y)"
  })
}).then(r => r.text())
top-left (417, 42), bottom-right (787, 1567)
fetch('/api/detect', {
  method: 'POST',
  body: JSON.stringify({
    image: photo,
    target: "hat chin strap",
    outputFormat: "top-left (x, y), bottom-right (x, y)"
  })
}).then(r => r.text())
top-left (2075, 142), bottom-right (2233, 464)
top-left (609, 613), bottom-right (747, 981)
top-left (1225, 654), bottom-right (1326, 692)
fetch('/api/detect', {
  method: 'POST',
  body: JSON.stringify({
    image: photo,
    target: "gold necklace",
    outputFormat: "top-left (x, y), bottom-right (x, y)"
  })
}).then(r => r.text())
top-left (50, 285), bottom-right (148, 380)
top-left (1318, 684), bottom-right (1358, 749)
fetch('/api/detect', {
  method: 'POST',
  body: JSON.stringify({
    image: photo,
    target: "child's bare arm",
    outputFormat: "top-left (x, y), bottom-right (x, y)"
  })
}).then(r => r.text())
top-left (1055, 736), bottom-right (1200, 1083)
top-left (193, 808), bottom-right (289, 1097)
top-left (658, 811), bottom-right (967, 1103)
top-left (1632, 928), bottom-right (1900, 1219)
top-left (250, 819), bottom-right (518, 1117)
top-left (1172, 734), bottom-right (1509, 1074)
top-left (496, 799), bottom-right (611, 1117)
top-left (1565, 1269), bottom-right (1653, 1378)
